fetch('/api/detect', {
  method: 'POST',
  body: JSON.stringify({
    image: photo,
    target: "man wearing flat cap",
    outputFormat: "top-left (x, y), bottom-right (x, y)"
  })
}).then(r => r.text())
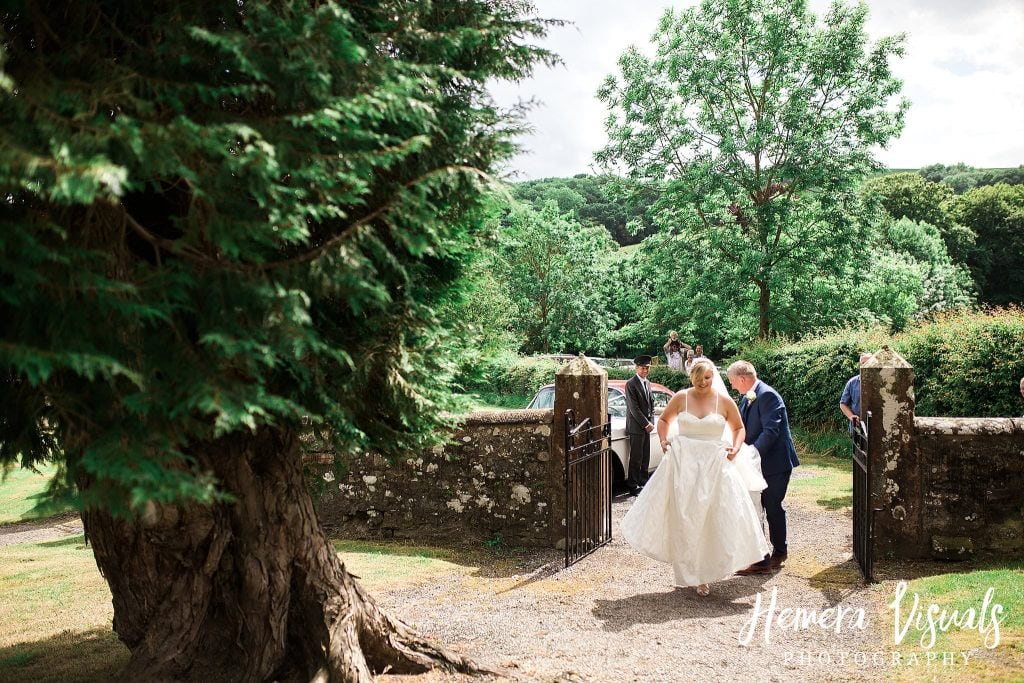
top-left (625, 354), bottom-right (655, 495)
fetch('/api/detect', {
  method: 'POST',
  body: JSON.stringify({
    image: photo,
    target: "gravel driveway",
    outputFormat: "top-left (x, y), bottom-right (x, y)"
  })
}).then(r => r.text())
top-left (0, 512), bottom-right (83, 547)
top-left (377, 489), bottom-right (890, 683)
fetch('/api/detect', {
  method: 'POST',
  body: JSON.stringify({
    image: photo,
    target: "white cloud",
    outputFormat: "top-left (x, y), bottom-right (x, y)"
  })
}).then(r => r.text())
top-left (490, 1), bottom-right (679, 179)
top-left (492, 0), bottom-right (1024, 179)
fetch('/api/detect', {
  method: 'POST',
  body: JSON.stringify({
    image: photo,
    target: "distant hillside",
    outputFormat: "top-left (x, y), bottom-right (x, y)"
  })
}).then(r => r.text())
top-left (875, 164), bottom-right (1023, 192)
top-left (514, 164), bottom-right (1023, 245)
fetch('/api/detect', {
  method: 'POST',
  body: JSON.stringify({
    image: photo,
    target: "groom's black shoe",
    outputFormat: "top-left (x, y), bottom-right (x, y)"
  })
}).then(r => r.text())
top-left (626, 485), bottom-right (641, 497)
top-left (770, 553), bottom-right (788, 569)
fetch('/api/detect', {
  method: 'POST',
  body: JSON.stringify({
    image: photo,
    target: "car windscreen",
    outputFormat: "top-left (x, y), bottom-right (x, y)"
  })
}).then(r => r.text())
top-left (652, 390), bottom-right (673, 412)
top-left (528, 387), bottom-right (555, 409)
top-left (608, 389), bottom-right (627, 417)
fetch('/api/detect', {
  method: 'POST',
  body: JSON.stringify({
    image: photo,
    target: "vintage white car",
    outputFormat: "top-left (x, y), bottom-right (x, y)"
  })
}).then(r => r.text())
top-left (526, 380), bottom-right (677, 486)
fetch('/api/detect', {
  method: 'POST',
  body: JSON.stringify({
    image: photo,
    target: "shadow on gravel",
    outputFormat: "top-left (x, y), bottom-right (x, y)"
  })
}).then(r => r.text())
top-left (0, 510), bottom-right (80, 532)
top-left (806, 557), bottom-right (872, 602)
top-left (331, 537), bottom-right (564, 579)
top-left (592, 577), bottom-right (770, 631)
top-left (469, 549), bottom-right (564, 580)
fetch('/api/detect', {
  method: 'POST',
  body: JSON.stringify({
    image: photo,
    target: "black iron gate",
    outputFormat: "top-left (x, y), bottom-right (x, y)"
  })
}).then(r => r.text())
top-left (851, 410), bottom-right (875, 582)
top-left (564, 409), bottom-right (613, 568)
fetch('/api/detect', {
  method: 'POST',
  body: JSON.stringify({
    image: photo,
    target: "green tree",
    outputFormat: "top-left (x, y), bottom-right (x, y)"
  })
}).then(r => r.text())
top-left (919, 163), bottom-right (1024, 193)
top-left (860, 172), bottom-right (976, 265)
top-left (438, 202), bottom-right (521, 388)
top-left (604, 247), bottom-right (660, 357)
top-left (597, 0), bottom-right (908, 338)
top-left (493, 201), bottom-right (618, 355)
top-left (919, 163), bottom-right (974, 184)
top-left (854, 217), bottom-right (974, 328)
top-left (953, 183), bottom-right (1024, 304)
top-left (0, 2), bottom-right (550, 680)
top-left (861, 172), bottom-right (954, 230)
top-left (513, 174), bottom-right (659, 245)
top-left (630, 192), bottom-right (878, 352)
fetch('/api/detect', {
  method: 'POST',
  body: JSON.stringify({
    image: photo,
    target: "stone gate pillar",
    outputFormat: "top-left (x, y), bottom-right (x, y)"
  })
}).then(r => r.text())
top-left (549, 355), bottom-right (607, 548)
top-left (861, 346), bottom-right (926, 558)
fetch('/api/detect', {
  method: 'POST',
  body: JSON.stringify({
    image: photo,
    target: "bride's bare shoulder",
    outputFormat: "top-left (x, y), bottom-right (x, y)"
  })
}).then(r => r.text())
top-left (662, 389), bottom-right (686, 414)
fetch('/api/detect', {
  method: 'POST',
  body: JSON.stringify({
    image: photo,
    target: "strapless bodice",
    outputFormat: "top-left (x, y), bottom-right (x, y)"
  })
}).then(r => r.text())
top-left (677, 411), bottom-right (727, 441)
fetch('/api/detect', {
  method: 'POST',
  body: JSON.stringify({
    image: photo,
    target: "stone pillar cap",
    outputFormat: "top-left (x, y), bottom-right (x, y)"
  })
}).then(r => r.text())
top-left (556, 353), bottom-right (605, 377)
top-left (862, 345), bottom-right (912, 369)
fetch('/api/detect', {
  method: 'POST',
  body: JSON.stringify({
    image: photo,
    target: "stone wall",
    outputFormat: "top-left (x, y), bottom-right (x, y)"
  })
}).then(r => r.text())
top-left (306, 409), bottom-right (558, 547)
top-left (915, 417), bottom-right (1024, 559)
top-left (861, 348), bottom-right (1024, 561)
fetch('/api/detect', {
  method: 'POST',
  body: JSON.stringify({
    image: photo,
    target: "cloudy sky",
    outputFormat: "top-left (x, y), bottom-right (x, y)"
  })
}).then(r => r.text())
top-left (490, 0), bottom-right (1024, 180)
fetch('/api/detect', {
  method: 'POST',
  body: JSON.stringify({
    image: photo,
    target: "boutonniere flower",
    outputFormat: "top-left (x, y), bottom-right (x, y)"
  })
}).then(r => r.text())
top-left (745, 390), bottom-right (757, 402)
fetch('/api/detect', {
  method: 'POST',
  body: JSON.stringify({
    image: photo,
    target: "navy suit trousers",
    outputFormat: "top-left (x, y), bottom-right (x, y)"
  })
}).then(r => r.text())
top-left (762, 471), bottom-right (791, 557)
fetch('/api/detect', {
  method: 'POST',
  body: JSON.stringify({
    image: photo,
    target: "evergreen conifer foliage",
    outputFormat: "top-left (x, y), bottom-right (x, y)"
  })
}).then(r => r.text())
top-left (0, 2), bottom-right (551, 680)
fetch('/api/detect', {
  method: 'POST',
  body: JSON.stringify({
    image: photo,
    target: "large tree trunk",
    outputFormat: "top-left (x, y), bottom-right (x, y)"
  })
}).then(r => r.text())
top-left (80, 429), bottom-right (480, 682)
top-left (756, 278), bottom-right (771, 339)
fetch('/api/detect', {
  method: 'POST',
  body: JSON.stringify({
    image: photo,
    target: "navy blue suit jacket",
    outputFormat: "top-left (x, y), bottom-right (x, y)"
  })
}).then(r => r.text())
top-left (739, 380), bottom-right (799, 476)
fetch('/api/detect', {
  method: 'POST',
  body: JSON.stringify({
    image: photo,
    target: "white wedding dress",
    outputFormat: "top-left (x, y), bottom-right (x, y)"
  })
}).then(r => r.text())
top-left (621, 393), bottom-right (770, 587)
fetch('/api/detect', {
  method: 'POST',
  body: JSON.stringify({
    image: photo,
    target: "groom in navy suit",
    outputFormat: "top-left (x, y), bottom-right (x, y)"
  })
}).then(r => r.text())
top-left (727, 360), bottom-right (800, 573)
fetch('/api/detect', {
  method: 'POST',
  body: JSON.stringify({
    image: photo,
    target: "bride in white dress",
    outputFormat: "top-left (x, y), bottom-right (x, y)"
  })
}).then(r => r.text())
top-left (621, 358), bottom-right (768, 595)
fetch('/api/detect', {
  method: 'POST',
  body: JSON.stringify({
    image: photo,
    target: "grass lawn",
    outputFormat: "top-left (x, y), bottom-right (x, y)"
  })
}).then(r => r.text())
top-left (0, 534), bottom-right (126, 682)
top-left (878, 562), bottom-right (1024, 682)
top-left (0, 464), bottom-right (73, 525)
top-left (788, 426), bottom-right (854, 512)
top-left (331, 539), bottom-right (479, 589)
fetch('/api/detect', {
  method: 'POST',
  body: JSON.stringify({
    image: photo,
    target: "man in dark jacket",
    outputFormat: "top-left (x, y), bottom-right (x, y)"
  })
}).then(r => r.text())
top-left (625, 355), bottom-right (655, 496)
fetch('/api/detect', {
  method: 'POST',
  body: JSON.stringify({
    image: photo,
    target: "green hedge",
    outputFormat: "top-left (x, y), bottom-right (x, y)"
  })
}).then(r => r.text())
top-left (736, 308), bottom-right (1024, 429)
top-left (463, 354), bottom-right (561, 401)
top-left (607, 365), bottom-right (695, 392)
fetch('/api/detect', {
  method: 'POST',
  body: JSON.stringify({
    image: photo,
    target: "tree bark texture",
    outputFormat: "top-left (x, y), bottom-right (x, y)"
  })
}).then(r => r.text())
top-left (81, 429), bottom-right (479, 682)
top-left (757, 279), bottom-right (771, 339)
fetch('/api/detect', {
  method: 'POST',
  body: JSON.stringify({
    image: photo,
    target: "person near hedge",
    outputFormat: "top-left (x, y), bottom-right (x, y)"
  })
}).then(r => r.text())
top-left (683, 349), bottom-right (696, 372)
top-left (1019, 376), bottom-right (1024, 415)
top-left (840, 353), bottom-right (874, 433)
top-left (662, 331), bottom-right (691, 371)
